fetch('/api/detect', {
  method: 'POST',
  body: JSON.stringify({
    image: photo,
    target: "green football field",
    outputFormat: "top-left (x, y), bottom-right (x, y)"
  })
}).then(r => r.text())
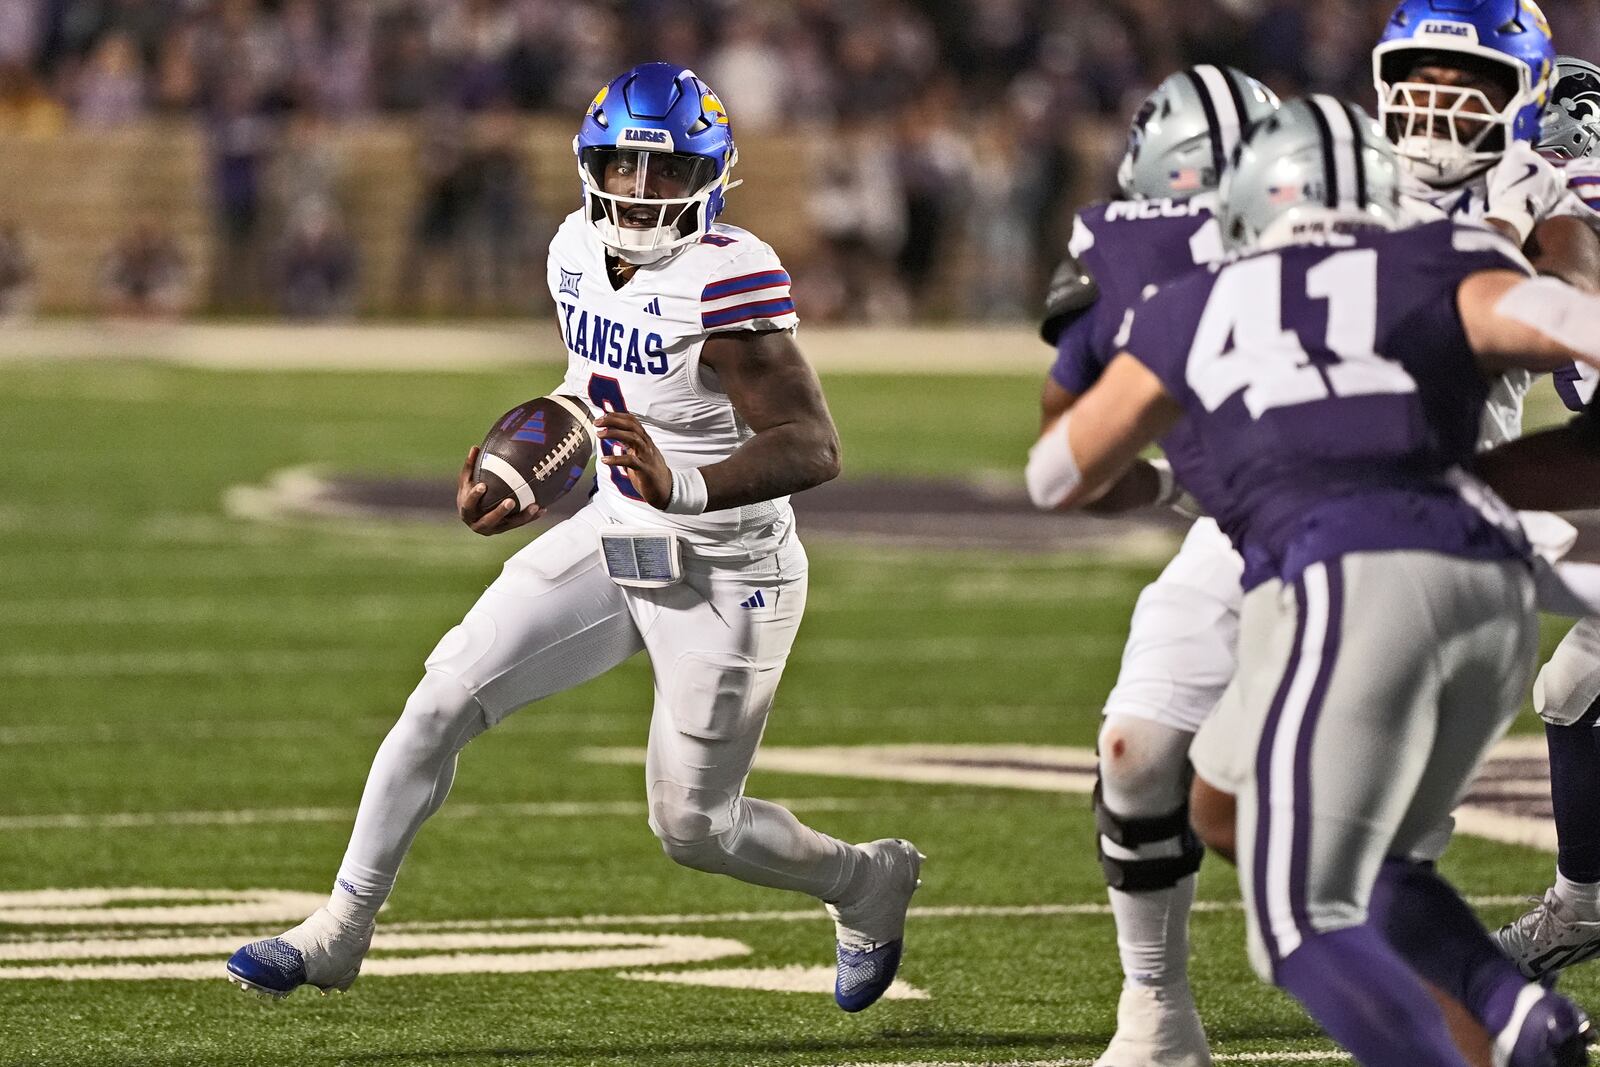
top-left (0, 359), bottom-right (1589, 1066)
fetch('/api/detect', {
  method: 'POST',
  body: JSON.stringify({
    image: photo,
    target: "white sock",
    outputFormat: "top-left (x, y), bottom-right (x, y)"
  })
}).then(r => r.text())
top-left (327, 878), bottom-right (385, 931)
top-left (1556, 871), bottom-right (1600, 918)
top-left (1109, 874), bottom-right (1196, 987)
top-left (327, 671), bottom-right (491, 932)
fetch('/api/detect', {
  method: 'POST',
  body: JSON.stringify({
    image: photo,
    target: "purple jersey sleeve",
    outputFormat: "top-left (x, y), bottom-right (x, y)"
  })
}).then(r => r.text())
top-left (1049, 303), bottom-right (1119, 394)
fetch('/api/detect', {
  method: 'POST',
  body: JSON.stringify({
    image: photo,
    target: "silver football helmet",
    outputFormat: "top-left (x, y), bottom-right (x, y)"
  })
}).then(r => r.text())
top-left (1538, 56), bottom-right (1600, 160)
top-left (1117, 65), bottom-right (1280, 200)
top-left (1219, 95), bottom-right (1405, 251)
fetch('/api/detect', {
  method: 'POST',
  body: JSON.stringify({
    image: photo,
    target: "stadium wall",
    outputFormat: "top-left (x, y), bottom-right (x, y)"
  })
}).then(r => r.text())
top-left (0, 119), bottom-right (818, 316)
top-left (0, 321), bottom-right (1045, 374)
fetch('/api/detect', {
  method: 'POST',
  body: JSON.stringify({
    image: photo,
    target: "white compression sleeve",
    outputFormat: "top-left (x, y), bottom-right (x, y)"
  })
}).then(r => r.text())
top-left (1494, 276), bottom-right (1600, 362)
top-left (1025, 411), bottom-right (1083, 509)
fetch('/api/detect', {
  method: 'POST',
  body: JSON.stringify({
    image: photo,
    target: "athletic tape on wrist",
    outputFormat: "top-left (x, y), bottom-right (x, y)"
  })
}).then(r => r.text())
top-left (1025, 412), bottom-right (1083, 509)
top-left (664, 467), bottom-right (708, 515)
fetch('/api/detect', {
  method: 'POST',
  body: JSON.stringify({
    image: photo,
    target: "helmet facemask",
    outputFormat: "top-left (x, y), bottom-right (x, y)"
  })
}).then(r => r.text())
top-left (1377, 50), bottom-right (1534, 186)
top-left (578, 146), bottom-right (728, 265)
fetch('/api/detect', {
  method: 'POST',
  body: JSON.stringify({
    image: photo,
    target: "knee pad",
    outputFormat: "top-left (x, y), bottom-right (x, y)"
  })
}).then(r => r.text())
top-left (647, 779), bottom-right (736, 871)
top-left (1094, 778), bottom-right (1204, 892)
top-left (1534, 618), bottom-right (1600, 726)
top-left (396, 670), bottom-right (489, 753)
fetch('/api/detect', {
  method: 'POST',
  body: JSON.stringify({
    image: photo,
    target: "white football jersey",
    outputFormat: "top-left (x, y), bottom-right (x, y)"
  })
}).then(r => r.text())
top-left (1397, 168), bottom-right (1576, 447)
top-left (546, 209), bottom-right (801, 561)
top-left (1548, 158), bottom-right (1600, 409)
top-left (1557, 156), bottom-right (1600, 221)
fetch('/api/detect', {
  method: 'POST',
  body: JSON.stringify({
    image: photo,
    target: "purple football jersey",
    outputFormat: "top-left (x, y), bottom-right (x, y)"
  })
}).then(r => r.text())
top-left (1125, 219), bottom-right (1532, 587)
top-left (1050, 197), bottom-right (1221, 396)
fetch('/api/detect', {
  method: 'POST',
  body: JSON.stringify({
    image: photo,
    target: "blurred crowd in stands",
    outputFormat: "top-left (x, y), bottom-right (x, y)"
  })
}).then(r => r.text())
top-left (0, 0), bottom-right (1596, 320)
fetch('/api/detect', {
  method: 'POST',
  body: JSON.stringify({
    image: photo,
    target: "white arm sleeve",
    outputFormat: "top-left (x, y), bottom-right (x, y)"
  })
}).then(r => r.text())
top-left (1494, 276), bottom-right (1600, 363)
top-left (1025, 412), bottom-right (1083, 510)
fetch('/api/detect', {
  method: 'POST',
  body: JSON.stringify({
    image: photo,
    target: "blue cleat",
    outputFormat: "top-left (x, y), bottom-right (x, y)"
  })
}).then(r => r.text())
top-left (825, 838), bottom-right (923, 1012)
top-left (226, 938), bottom-right (308, 1000)
top-left (225, 907), bottom-right (373, 1001)
top-left (834, 939), bottom-right (905, 1013)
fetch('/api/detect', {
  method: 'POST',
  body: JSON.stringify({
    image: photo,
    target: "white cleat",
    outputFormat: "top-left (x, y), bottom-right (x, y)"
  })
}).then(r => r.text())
top-left (225, 907), bottom-right (374, 1000)
top-left (1495, 888), bottom-right (1600, 981)
top-left (1094, 981), bottom-right (1213, 1067)
top-left (826, 838), bottom-right (924, 1012)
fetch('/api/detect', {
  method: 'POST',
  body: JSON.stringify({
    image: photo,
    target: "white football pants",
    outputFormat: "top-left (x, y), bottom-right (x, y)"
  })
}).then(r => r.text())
top-left (335, 504), bottom-right (859, 906)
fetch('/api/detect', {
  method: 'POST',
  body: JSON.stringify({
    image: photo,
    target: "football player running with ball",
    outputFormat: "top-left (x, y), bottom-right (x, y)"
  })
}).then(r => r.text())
top-left (226, 63), bottom-right (922, 1014)
top-left (1032, 94), bottom-right (1600, 1067)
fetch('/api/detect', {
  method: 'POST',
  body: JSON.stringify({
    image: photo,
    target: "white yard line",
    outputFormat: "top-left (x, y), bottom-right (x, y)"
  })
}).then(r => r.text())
top-left (0, 893), bottom-right (1531, 941)
top-left (0, 795), bottom-right (892, 832)
top-left (0, 575), bottom-right (1140, 627)
top-left (0, 635), bottom-right (1120, 678)
top-left (372, 896), bottom-right (1529, 932)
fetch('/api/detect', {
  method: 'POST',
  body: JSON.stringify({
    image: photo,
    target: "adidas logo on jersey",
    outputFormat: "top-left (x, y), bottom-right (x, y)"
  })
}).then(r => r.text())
top-left (644, 298), bottom-right (661, 315)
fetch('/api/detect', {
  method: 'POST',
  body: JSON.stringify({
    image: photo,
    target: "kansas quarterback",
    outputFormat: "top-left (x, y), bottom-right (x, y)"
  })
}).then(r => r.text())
top-left (225, 63), bottom-right (922, 1015)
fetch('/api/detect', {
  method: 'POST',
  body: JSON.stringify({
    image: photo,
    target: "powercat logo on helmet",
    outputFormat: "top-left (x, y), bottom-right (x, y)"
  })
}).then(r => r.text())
top-left (620, 127), bottom-right (673, 150)
top-left (1416, 20), bottom-right (1476, 41)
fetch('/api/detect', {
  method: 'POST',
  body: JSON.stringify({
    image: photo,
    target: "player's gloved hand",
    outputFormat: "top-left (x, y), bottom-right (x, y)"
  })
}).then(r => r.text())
top-left (596, 412), bottom-right (674, 509)
top-left (456, 445), bottom-right (544, 536)
top-left (1484, 142), bottom-right (1570, 247)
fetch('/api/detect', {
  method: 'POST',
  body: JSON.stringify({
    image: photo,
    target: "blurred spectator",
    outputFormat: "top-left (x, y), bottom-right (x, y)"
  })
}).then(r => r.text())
top-left (801, 114), bottom-right (909, 323)
top-left (271, 109), bottom-right (342, 224)
top-left (703, 11), bottom-right (787, 132)
top-left (207, 79), bottom-right (274, 312)
top-left (101, 221), bottom-right (191, 319)
top-left (0, 1), bottom-right (45, 66)
top-left (74, 32), bottom-right (146, 126)
top-left (0, 63), bottom-right (66, 136)
top-left (398, 104), bottom-right (473, 313)
top-left (277, 203), bottom-right (357, 318)
top-left (0, 222), bottom-right (37, 322)
top-left (459, 103), bottom-right (541, 313)
top-left (371, 6), bottom-right (435, 112)
top-left (894, 79), bottom-right (976, 314)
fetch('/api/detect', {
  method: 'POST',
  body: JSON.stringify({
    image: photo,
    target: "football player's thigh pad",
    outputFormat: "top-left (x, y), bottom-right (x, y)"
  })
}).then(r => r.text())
top-left (665, 651), bottom-right (767, 741)
top-left (425, 511), bottom-right (637, 718)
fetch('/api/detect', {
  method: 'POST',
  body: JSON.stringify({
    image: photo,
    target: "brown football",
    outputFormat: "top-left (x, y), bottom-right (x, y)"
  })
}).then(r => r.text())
top-left (472, 394), bottom-right (594, 515)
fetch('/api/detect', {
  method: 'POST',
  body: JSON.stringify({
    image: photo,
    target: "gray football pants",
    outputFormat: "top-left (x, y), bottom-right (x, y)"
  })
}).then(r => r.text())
top-left (1190, 551), bottom-right (1537, 979)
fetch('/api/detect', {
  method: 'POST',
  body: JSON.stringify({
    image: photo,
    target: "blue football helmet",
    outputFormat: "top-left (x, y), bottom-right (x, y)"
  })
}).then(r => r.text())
top-left (574, 63), bottom-right (740, 264)
top-left (1539, 56), bottom-right (1600, 159)
top-left (1372, 0), bottom-right (1556, 186)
